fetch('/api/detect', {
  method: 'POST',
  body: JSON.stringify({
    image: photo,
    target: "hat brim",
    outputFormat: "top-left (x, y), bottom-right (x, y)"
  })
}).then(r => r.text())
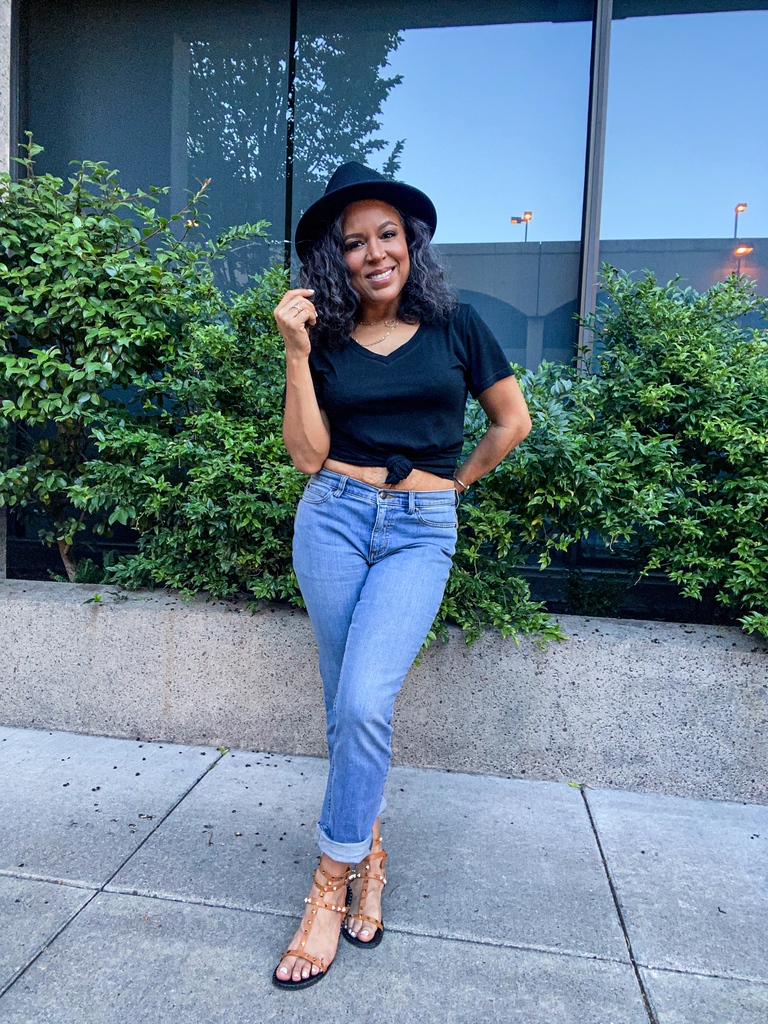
top-left (294, 180), bottom-right (437, 263)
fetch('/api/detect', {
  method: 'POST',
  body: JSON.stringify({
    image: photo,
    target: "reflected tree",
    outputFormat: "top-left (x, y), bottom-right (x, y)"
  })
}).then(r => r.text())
top-left (187, 37), bottom-right (289, 244)
top-left (292, 30), bottom-right (406, 214)
top-left (184, 28), bottom-right (405, 282)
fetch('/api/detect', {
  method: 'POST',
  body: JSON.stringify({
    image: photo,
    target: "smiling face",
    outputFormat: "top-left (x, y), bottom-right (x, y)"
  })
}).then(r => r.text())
top-left (341, 199), bottom-right (410, 316)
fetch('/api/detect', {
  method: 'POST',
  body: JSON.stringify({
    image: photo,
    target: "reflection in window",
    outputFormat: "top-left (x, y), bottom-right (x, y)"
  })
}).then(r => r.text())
top-left (174, 6), bottom-right (292, 283)
top-left (185, 38), bottom-right (289, 235)
top-left (291, 29), bottom-right (406, 221)
top-left (25, 2), bottom-right (291, 287)
top-left (601, 7), bottom-right (768, 297)
top-left (293, 2), bottom-right (592, 367)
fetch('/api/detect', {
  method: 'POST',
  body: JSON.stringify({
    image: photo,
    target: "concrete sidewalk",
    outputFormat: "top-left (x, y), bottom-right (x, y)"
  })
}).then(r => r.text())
top-left (0, 726), bottom-right (765, 1023)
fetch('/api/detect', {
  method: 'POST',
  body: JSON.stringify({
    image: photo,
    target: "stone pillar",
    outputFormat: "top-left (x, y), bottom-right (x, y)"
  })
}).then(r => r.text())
top-left (524, 317), bottom-right (545, 371)
top-left (0, 0), bottom-right (11, 578)
top-left (0, 0), bottom-right (9, 174)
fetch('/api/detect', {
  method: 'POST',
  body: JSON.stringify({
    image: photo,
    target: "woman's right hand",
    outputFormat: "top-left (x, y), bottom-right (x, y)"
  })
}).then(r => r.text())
top-left (273, 288), bottom-right (317, 360)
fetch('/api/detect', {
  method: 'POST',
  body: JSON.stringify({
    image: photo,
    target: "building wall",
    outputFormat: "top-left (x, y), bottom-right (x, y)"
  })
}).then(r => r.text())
top-left (0, 0), bottom-right (9, 174)
top-left (3, 2), bottom-right (768, 577)
top-left (0, 0), bottom-right (10, 578)
top-left (15, 2), bottom-right (765, 368)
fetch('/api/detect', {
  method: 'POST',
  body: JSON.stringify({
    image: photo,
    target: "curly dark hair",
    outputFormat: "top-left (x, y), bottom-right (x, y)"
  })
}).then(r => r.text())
top-left (299, 207), bottom-right (457, 351)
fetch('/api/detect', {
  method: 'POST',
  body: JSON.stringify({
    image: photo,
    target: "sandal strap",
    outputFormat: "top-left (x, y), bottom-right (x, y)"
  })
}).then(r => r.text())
top-left (356, 854), bottom-right (387, 871)
top-left (353, 913), bottom-right (384, 931)
top-left (281, 947), bottom-right (326, 972)
top-left (310, 863), bottom-right (350, 901)
top-left (349, 871), bottom-right (387, 885)
top-left (313, 863), bottom-right (350, 887)
top-left (347, 841), bottom-right (387, 930)
top-left (304, 895), bottom-right (349, 914)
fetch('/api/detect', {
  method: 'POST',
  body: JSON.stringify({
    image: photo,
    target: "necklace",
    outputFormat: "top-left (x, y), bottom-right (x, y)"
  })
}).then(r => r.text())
top-left (354, 317), bottom-right (400, 348)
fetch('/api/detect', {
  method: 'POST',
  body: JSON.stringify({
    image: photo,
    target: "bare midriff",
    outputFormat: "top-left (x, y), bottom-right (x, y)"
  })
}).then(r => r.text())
top-left (323, 459), bottom-right (455, 492)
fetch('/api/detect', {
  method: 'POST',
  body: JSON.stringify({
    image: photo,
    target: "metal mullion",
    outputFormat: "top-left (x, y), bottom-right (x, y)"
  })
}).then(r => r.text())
top-left (576, 0), bottom-right (613, 368)
top-left (283, 0), bottom-right (298, 272)
top-left (8, 0), bottom-right (24, 178)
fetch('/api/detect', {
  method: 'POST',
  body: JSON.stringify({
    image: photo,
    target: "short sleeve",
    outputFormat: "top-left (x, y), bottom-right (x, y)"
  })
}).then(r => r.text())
top-left (459, 305), bottom-right (514, 399)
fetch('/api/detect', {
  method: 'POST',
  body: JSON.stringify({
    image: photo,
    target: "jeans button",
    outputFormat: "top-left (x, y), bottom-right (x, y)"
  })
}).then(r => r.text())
top-left (379, 491), bottom-right (388, 498)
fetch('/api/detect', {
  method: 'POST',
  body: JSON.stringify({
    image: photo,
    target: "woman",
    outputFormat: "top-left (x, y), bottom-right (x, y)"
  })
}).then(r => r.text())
top-left (272, 162), bottom-right (532, 989)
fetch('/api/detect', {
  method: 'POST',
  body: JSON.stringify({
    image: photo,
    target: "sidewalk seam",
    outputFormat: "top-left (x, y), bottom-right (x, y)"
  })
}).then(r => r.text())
top-left (101, 884), bottom-right (634, 966)
top-left (636, 962), bottom-right (768, 987)
top-left (9, 870), bottom-right (766, 989)
top-left (581, 786), bottom-right (661, 1024)
top-left (0, 870), bottom-right (97, 889)
top-left (0, 748), bottom-right (227, 1003)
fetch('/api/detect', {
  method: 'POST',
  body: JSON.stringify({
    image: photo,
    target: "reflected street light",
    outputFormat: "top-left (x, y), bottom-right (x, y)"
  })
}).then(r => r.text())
top-left (734, 203), bottom-right (747, 239)
top-left (734, 241), bottom-right (754, 275)
top-left (510, 211), bottom-right (533, 242)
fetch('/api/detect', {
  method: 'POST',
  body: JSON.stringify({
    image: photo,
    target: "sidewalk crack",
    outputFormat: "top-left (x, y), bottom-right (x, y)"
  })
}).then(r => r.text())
top-left (0, 748), bottom-right (227, 1002)
top-left (581, 787), bottom-right (660, 1024)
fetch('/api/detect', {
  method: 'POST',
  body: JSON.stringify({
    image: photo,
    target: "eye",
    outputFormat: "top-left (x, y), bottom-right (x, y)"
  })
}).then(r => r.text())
top-left (381, 230), bottom-right (396, 239)
top-left (344, 240), bottom-right (363, 251)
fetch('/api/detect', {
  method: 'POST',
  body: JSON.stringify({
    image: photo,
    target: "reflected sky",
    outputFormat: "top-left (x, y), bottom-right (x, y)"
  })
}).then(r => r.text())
top-left (376, 20), bottom-right (591, 244)
top-left (362, 9), bottom-right (767, 243)
top-left (604, 10), bottom-right (768, 240)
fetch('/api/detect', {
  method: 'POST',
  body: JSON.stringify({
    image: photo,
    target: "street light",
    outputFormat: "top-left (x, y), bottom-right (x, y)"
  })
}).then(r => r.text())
top-left (734, 203), bottom-right (747, 239)
top-left (510, 211), bottom-right (533, 242)
top-left (734, 241), bottom-right (754, 275)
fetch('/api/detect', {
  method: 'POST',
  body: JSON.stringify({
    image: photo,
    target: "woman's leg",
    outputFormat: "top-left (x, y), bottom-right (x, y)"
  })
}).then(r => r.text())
top-left (324, 516), bottom-right (455, 943)
top-left (318, 527), bottom-right (454, 854)
top-left (276, 480), bottom-right (375, 983)
top-left (273, 852), bottom-right (350, 984)
top-left (291, 482), bottom-right (373, 819)
top-left (281, 477), bottom-right (455, 976)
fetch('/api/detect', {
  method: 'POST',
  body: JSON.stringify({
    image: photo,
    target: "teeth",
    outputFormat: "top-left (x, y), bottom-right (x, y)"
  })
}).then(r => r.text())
top-left (369, 269), bottom-right (393, 280)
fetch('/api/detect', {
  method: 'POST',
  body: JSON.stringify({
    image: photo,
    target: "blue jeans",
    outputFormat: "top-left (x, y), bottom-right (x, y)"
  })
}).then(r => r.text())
top-left (292, 469), bottom-right (458, 863)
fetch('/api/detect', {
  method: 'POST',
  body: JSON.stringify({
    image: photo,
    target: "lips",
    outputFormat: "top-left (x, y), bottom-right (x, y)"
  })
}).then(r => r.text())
top-left (366, 267), bottom-right (395, 282)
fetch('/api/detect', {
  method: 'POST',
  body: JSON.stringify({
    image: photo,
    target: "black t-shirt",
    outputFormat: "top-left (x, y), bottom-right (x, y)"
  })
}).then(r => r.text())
top-left (308, 303), bottom-right (513, 479)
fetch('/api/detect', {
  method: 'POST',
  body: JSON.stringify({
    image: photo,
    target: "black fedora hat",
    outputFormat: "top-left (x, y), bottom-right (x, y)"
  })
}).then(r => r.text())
top-left (294, 161), bottom-right (437, 263)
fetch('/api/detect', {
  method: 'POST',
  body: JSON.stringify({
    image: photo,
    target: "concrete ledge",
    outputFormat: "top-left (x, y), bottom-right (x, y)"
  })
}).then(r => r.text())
top-left (1, 580), bottom-right (766, 804)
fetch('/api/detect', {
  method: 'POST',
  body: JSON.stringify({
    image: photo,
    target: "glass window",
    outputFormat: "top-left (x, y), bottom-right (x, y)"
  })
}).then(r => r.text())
top-left (23, 1), bottom-right (291, 281)
top-left (293, 1), bottom-right (593, 366)
top-left (601, 5), bottom-right (768, 297)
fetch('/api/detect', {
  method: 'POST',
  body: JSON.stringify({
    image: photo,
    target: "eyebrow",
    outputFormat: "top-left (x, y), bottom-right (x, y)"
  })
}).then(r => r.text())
top-left (343, 219), bottom-right (398, 242)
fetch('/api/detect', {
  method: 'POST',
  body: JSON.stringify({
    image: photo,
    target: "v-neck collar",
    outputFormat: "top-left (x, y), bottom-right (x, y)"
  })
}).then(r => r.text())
top-left (349, 324), bottom-right (424, 363)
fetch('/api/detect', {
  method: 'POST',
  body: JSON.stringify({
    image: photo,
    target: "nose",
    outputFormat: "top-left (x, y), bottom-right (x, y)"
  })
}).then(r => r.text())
top-left (366, 238), bottom-right (385, 262)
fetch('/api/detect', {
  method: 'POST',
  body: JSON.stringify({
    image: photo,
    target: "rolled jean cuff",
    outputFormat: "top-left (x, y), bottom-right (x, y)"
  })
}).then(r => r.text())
top-left (316, 796), bottom-right (387, 863)
top-left (316, 824), bottom-right (372, 864)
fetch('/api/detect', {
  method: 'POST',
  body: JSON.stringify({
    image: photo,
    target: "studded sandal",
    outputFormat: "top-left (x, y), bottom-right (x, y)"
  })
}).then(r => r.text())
top-left (341, 833), bottom-right (387, 949)
top-left (272, 859), bottom-right (351, 989)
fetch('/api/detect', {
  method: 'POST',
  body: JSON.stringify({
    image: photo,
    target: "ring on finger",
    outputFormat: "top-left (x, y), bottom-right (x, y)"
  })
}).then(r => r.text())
top-left (292, 302), bottom-right (303, 311)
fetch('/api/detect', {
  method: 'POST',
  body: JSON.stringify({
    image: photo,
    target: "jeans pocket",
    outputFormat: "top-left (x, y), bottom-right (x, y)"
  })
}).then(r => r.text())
top-left (416, 505), bottom-right (459, 529)
top-left (301, 478), bottom-right (335, 504)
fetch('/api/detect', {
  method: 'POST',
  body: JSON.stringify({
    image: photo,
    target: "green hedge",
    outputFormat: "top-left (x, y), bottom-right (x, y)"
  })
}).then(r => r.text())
top-left (3, 150), bottom-right (768, 642)
top-left (0, 138), bottom-right (265, 579)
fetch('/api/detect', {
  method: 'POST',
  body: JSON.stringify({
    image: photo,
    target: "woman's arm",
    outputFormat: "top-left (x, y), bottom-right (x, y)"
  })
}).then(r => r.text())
top-left (274, 288), bottom-right (331, 474)
top-left (454, 375), bottom-right (532, 490)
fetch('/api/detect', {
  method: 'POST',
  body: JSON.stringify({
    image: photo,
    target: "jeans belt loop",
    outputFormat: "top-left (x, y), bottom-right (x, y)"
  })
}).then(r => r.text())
top-left (334, 474), bottom-right (348, 497)
top-left (408, 490), bottom-right (416, 515)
